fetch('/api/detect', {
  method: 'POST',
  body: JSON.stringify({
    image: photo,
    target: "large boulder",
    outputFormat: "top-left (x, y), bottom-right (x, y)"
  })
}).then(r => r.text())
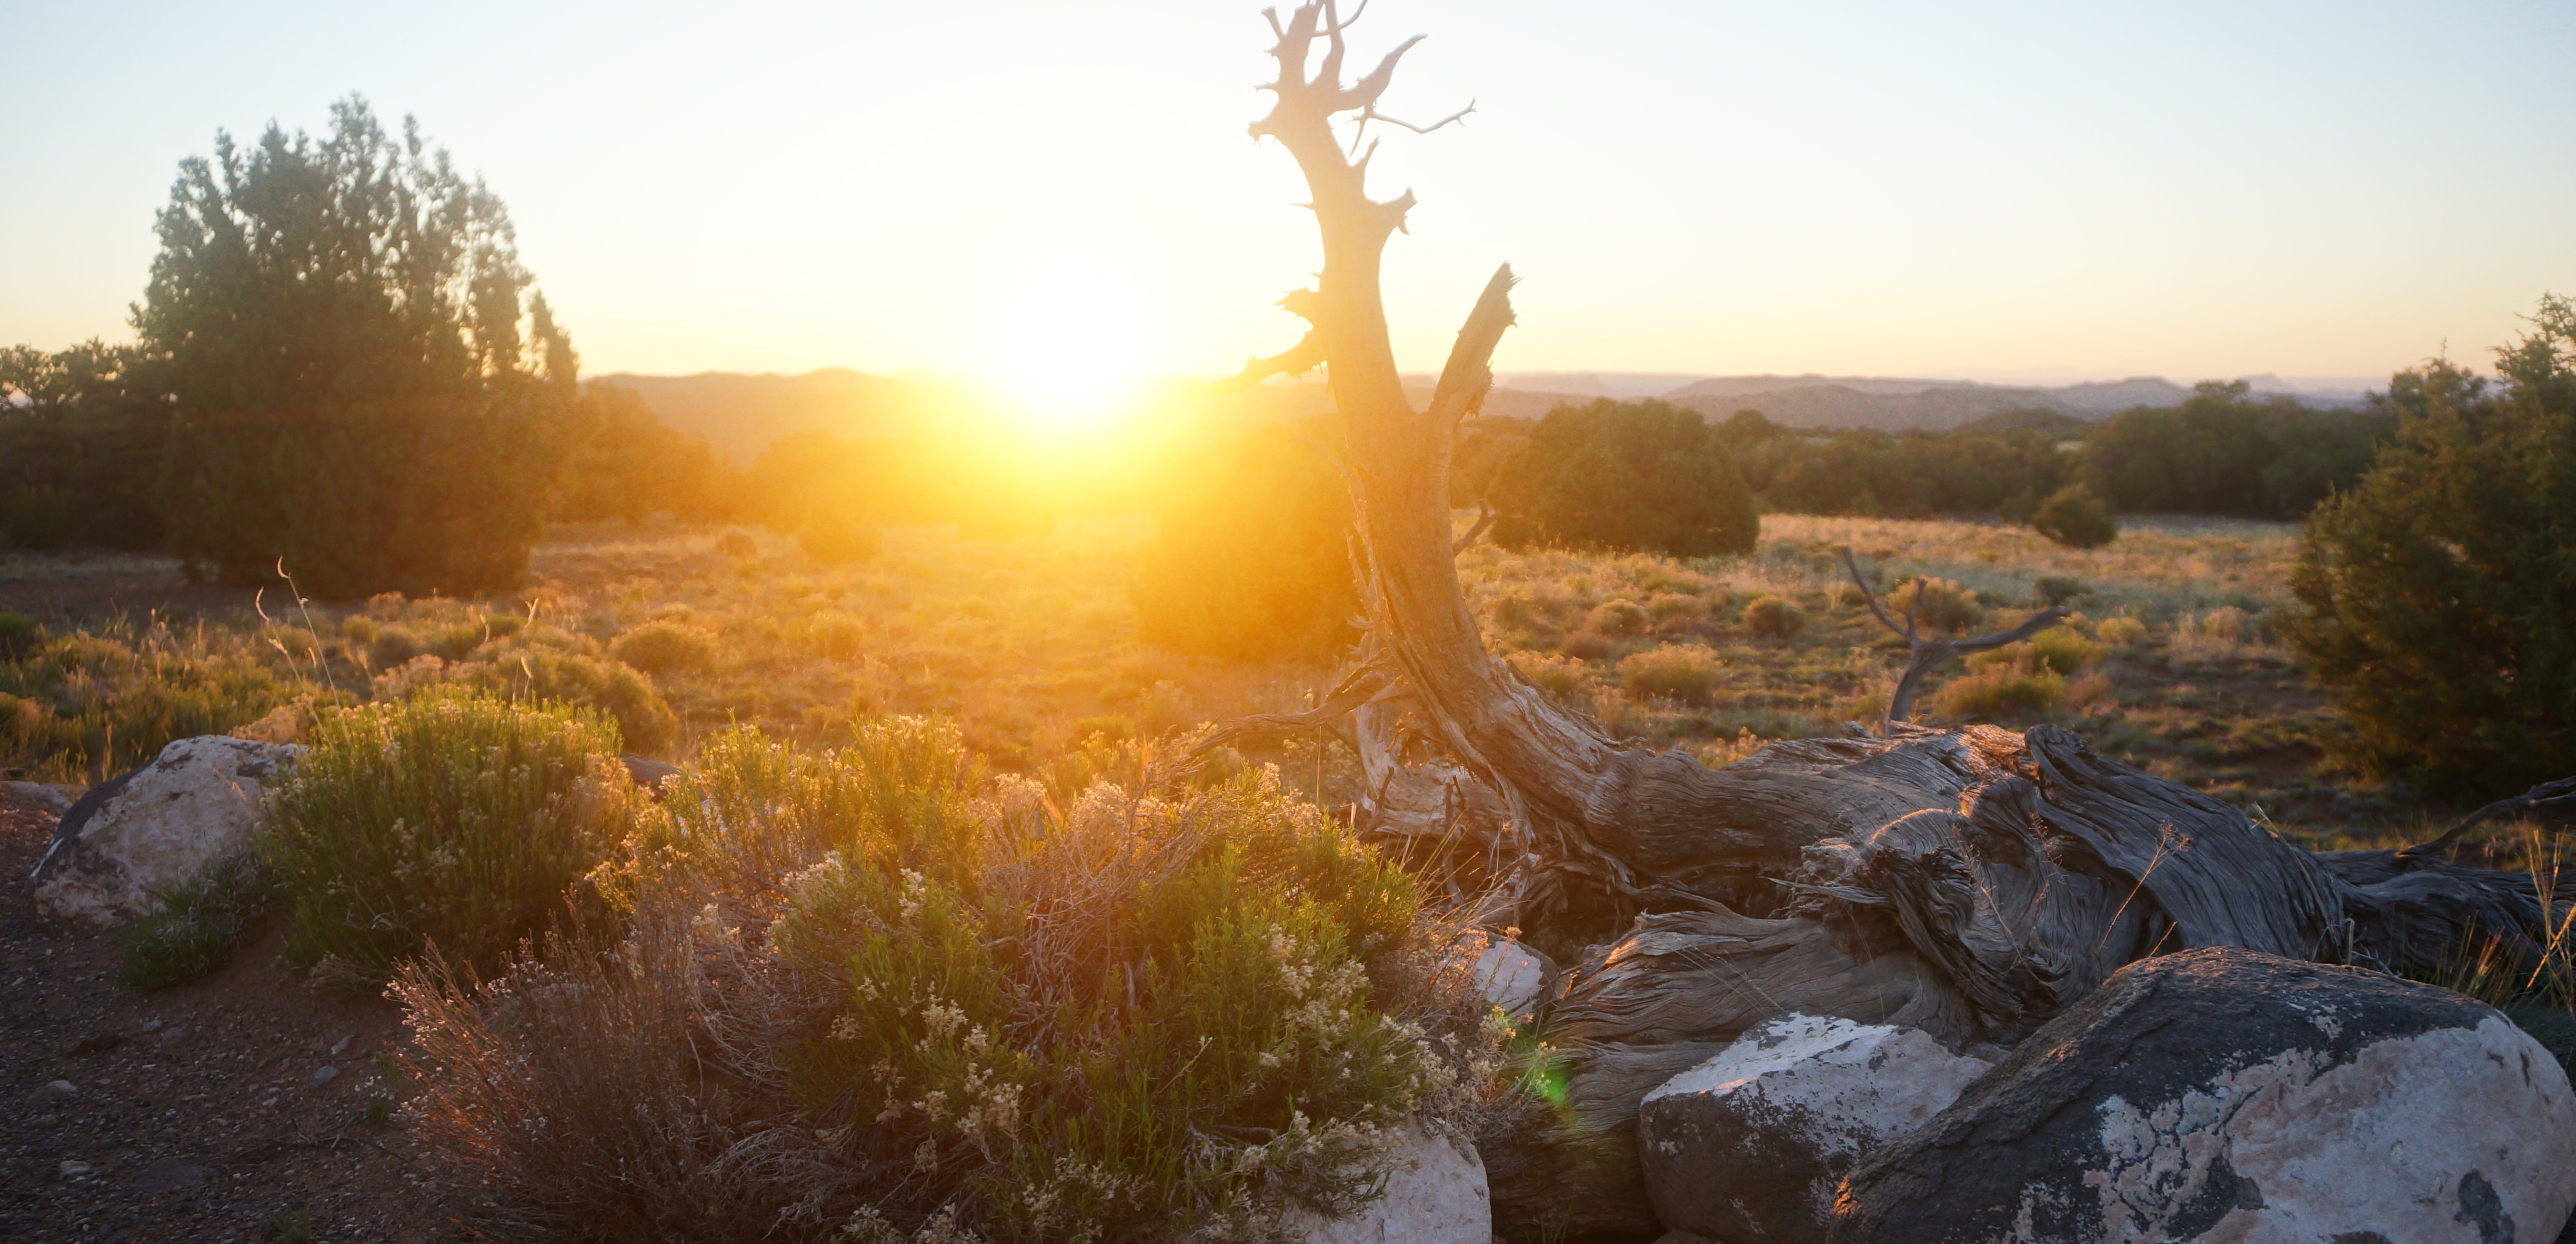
top-left (1830, 947), bottom-right (2576, 1244)
top-left (1639, 1014), bottom-right (1993, 1243)
top-left (1284, 1123), bottom-right (1490, 1243)
top-left (26, 736), bottom-right (297, 927)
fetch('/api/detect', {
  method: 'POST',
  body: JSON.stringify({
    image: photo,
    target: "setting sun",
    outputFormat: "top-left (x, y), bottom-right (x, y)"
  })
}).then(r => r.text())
top-left (986, 260), bottom-right (1149, 429)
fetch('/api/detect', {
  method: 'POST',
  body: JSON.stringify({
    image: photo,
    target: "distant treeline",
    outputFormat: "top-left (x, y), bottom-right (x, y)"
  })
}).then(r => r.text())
top-left (1458, 380), bottom-right (2398, 522)
top-left (0, 341), bottom-right (738, 559)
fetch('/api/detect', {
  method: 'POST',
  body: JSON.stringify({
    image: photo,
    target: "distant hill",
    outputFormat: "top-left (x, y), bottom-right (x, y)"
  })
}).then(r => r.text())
top-left (596, 367), bottom-right (2378, 455)
top-left (1670, 384), bottom-right (2074, 433)
top-left (593, 368), bottom-right (961, 462)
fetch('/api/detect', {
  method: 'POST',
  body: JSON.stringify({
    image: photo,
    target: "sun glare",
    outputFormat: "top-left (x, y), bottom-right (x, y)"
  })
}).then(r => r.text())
top-left (988, 262), bottom-right (1149, 431)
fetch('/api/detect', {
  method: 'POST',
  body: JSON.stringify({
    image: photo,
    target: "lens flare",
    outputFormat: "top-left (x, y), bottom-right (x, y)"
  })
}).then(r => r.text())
top-left (986, 260), bottom-right (1148, 430)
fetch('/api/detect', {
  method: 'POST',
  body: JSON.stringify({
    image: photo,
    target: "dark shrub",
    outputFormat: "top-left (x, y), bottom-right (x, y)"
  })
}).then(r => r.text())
top-left (2288, 299), bottom-right (2576, 795)
top-left (141, 99), bottom-right (577, 597)
top-left (2030, 484), bottom-right (2118, 548)
top-left (1489, 399), bottom-right (1759, 557)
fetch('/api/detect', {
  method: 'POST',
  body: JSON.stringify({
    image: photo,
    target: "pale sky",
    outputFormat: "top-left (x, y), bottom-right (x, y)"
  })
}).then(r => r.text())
top-left (6, 1), bottom-right (2572, 388)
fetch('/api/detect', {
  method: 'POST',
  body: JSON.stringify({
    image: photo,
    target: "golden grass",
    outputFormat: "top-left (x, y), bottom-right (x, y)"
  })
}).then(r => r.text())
top-left (1, 510), bottom-right (2425, 838)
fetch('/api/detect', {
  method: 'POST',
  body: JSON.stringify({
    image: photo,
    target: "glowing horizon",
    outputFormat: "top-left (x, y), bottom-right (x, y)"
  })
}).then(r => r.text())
top-left (4, 2), bottom-right (2571, 388)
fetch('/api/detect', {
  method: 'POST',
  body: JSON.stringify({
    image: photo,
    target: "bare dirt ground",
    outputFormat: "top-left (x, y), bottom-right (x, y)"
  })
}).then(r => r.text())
top-left (0, 791), bottom-right (463, 1244)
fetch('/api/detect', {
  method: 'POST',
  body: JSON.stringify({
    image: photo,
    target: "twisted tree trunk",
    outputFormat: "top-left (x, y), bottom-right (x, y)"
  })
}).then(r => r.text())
top-left (1229, 6), bottom-right (2570, 1235)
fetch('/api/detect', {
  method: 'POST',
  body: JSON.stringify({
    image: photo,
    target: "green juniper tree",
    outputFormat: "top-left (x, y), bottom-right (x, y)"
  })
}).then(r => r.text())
top-left (2289, 296), bottom-right (2576, 795)
top-left (1487, 398), bottom-right (1759, 557)
top-left (141, 97), bottom-right (577, 597)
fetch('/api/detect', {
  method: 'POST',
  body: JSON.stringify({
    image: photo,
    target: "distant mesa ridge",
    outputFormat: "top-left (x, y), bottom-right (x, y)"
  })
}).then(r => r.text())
top-left (596, 367), bottom-right (2377, 454)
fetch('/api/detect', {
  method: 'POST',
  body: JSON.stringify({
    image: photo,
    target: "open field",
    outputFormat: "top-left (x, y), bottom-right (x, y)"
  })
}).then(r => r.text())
top-left (2, 511), bottom-right (2422, 843)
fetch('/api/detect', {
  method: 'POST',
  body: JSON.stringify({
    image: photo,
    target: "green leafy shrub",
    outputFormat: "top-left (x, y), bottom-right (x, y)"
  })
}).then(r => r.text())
top-left (609, 620), bottom-right (719, 676)
top-left (1883, 578), bottom-right (1982, 633)
top-left (1617, 646), bottom-right (1722, 706)
top-left (456, 647), bottom-right (679, 756)
top-left (0, 617), bottom-right (320, 781)
top-left (143, 98), bottom-right (577, 597)
top-left (0, 612), bottom-right (38, 659)
top-left (1488, 399), bottom-right (1759, 557)
top-left (1969, 628), bottom-right (2102, 677)
top-left (395, 721), bottom-right (1503, 1243)
top-left (1932, 657), bottom-right (2068, 719)
top-left (1740, 596), bottom-right (1807, 639)
top-left (1586, 598), bottom-right (1652, 638)
top-left (117, 849), bottom-right (277, 990)
top-left (2097, 616), bottom-right (2147, 645)
top-left (2032, 576), bottom-right (2088, 606)
top-left (1508, 651), bottom-right (1598, 710)
top-left (2290, 303), bottom-right (2576, 795)
top-left (2030, 484), bottom-right (2118, 549)
top-left (267, 691), bottom-right (650, 989)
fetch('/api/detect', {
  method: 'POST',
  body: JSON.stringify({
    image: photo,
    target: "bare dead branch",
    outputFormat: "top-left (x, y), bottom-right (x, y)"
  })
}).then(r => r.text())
top-left (1839, 547), bottom-right (2067, 728)
top-left (2398, 775), bottom-right (2576, 861)
top-left (1360, 100), bottom-right (1476, 136)
top-left (1428, 264), bottom-right (1517, 426)
top-left (1193, 663), bottom-right (1396, 756)
top-left (1212, 328), bottom-right (1325, 393)
top-left (1453, 500), bottom-right (1494, 555)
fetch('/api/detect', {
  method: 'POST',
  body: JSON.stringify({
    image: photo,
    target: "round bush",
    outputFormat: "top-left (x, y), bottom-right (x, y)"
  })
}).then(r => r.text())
top-left (1587, 598), bottom-right (1652, 638)
top-left (609, 619), bottom-right (718, 676)
top-left (2030, 484), bottom-right (2119, 548)
top-left (267, 691), bottom-right (648, 989)
top-left (1741, 596), bottom-right (1807, 639)
top-left (1885, 578), bottom-right (1983, 633)
top-left (1618, 645), bottom-right (1722, 706)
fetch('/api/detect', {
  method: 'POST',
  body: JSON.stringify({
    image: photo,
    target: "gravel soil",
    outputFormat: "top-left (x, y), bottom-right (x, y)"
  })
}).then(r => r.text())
top-left (1, 790), bottom-right (466, 1243)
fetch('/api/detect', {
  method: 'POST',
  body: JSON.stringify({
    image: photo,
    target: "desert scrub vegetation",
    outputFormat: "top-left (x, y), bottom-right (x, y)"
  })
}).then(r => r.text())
top-left (393, 718), bottom-right (1508, 1242)
top-left (116, 848), bottom-right (278, 990)
top-left (266, 690), bottom-right (652, 990)
top-left (0, 504), bottom-right (2424, 837)
top-left (0, 610), bottom-right (332, 780)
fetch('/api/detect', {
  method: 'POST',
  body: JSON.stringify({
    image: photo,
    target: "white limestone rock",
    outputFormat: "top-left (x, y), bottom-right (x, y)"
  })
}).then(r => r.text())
top-left (26, 736), bottom-right (297, 927)
top-left (1284, 1124), bottom-right (1491, 1244)
top-left (1638, 1014), bottom-right (1993, 1243)
top-left (1831, 947), bottom-right (2576, 1244)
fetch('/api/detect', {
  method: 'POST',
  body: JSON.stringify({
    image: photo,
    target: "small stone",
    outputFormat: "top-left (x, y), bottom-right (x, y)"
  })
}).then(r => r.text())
top-left (58, 1160), bottom-right (92, 1177)
top-left (138, 1018), bottom-right (164, 1032)
top-left (129, 1157), bottom-right (215, 1195)
top-left (309, 1066), bottom-right (339, 1088)
top-left (159, 1026), bottom-right (185, 1043)
top-left (29, 1079), bottom-right (78, 1105)
top-left (329, 1035), bottom-right (353, 1056)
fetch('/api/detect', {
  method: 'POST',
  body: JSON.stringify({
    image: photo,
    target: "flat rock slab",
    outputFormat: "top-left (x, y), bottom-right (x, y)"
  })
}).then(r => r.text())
top-left (1285, 1123), bottom-right (1490, 1243)
top-left (1640, 1014), bottom-right (1992, 1243)
top-left (28, 736), bottom-right (296, 927)
top-left (1830, 946), bottom-right (2576, 1244)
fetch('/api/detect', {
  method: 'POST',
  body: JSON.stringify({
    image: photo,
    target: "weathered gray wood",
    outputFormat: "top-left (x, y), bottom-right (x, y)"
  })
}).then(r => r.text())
top-left (1235, 13), bottom-right (2574, 1237)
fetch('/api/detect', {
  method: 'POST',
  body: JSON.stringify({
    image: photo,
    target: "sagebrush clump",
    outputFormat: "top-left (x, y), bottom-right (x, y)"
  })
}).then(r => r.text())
top-left (396, 719), bottom-right (1509, 1243)
top-left (268, 690), bottom-right (651, 990)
